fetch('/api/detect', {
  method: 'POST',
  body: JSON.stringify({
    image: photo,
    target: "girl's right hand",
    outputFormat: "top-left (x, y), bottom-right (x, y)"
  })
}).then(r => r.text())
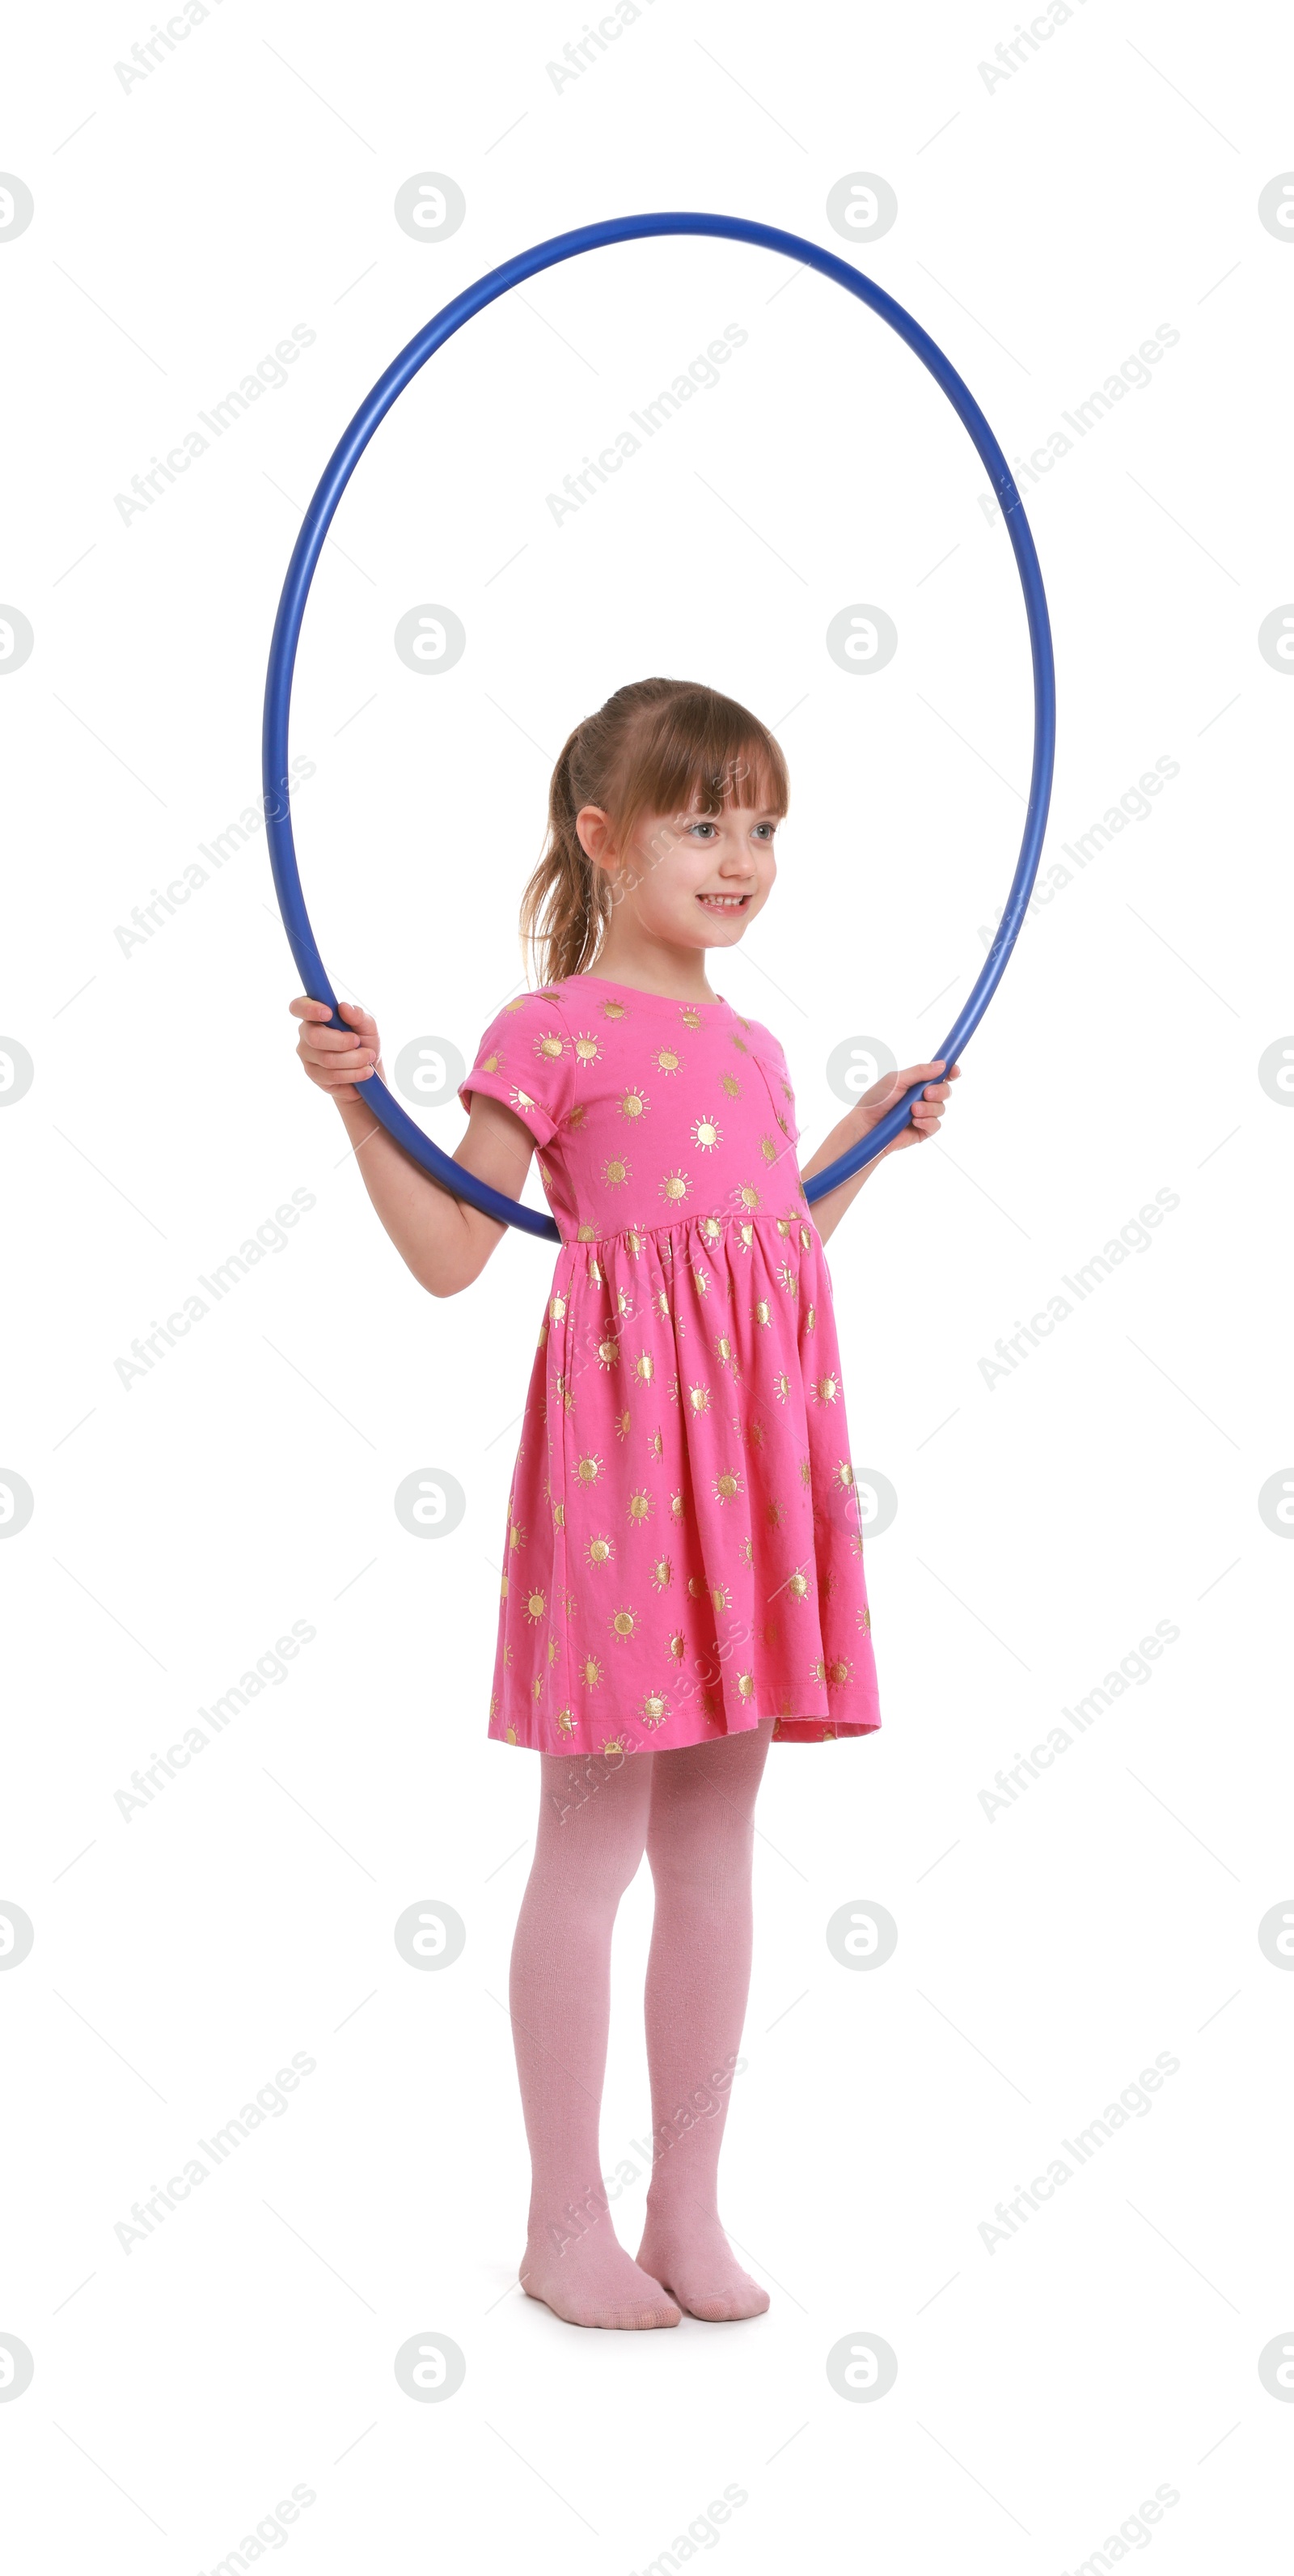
top-left (290, 995), bottom-right (383, 1106)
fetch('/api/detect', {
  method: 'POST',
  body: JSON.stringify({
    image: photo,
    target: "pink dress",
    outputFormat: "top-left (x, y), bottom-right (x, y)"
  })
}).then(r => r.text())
top-left (460, 975), bottom-right (882, 1755)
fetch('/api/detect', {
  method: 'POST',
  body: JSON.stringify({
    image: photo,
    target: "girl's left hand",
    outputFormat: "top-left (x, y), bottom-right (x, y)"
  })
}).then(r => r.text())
top-left (855, 1059), bottom-right (961, 1156)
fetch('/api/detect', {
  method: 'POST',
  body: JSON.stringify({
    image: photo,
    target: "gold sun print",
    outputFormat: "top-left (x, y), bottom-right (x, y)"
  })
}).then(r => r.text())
top-left (609, 1606), bottom-right (636, 1642)
top-left (596, 1334), bottom-right (620, 1371)
top-left (525, 1589), bottom-right (546, 1624)
top-left (618, 1086), bottom-right (649, 1120)
top-left (687, 1382), bottom-right (711, 1415)
top-left (691, 1114), bottom-right (722, 1153)
top-left (738, 1184), bottom-right (760, 1211)
top-left (653, 1047), bottom-right (682, 1076)
top-left (814, 1372), bottom-right (840, 1405)
top-left (602, 1157), bottom-right (630, 1189)
top-left (614, 1409), bottom-right (632, 1442)
top-left (576, 1453), bottom-right (603, 1483)
top-left (721, 1072), bottom-right (742, 1099)
top-left (585, 1535), bottom-right (615, 1569)
top-left (572, 1033), bottom-right (601, 1065)
top-left (627, 1490), bottom-right (652, 1525)
top-left (651, 1555), bottom-right (673, 1591)
top-left (581, 1654), bottom-right (603, 1688)
top-left (535, 1031), bottom-right (565, 1062)
top-left (713, 1468), bottom-right (744, 1505)
top-left (786, 1568), bottom-right (810, 1601)
top-left (639, 1689), bottom-right (670, 1730)
top-left (660, 1170), bottom-right (690, 1204)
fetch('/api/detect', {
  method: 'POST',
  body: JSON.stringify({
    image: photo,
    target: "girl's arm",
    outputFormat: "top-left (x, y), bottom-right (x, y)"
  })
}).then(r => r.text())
top-left (802, 1059), bottom-right (959, 1247)
top-left (290, 995), bottom-right (534, 1297)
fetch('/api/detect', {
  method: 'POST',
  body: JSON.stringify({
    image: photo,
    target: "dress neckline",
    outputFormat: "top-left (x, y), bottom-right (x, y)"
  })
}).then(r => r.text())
top-left (557, 974), bottom-right (730, 1014)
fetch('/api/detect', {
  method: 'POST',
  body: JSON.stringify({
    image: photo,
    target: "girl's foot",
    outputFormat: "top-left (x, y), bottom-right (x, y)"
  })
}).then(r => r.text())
top-left (520, 2233), bottom-right (682, 2331)
top-left (635, 2212), bottom-right (771, 2322)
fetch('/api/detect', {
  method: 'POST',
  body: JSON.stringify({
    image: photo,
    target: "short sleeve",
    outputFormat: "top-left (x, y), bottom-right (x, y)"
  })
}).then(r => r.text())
top-left (746, 1015), bottom-right (801, 1146)
top-left (459, 990), bottom-right (575, 1147)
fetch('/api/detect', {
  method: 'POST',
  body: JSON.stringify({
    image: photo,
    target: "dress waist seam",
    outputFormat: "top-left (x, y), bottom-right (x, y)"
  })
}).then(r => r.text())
top-left (557, 1209), bottom-right (814, 1252)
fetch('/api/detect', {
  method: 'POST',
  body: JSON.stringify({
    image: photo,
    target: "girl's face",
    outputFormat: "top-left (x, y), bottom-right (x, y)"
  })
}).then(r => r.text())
top-left (585, 796), bottom-right (780, 955)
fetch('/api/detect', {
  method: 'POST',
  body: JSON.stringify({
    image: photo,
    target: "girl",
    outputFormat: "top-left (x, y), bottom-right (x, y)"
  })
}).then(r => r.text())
top-left (291, 678), bottom-right (958, 2332)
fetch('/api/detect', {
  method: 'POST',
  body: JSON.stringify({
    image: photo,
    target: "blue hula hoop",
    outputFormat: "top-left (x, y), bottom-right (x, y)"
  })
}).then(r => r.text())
top-left (264, 210), bottom-right (1055, 1244)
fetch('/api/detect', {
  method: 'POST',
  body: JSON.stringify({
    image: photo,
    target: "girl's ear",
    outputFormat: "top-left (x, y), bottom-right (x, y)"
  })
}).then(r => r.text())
top-left (577, 804), bottom-right (618, 875)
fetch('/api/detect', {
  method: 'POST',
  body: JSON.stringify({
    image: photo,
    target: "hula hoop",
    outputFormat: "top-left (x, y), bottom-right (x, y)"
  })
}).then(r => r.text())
top-left (264, 210), bottom-right (1055, 1244)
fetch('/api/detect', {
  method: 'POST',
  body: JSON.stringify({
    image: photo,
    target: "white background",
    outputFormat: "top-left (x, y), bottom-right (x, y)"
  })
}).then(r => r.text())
top-left (2, 1), bottom-right (1292, 2567)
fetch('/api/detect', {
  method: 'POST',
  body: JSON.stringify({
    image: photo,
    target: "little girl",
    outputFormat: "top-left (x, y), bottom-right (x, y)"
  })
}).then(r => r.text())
top-left (291, 677), bottom-right (957, 2332)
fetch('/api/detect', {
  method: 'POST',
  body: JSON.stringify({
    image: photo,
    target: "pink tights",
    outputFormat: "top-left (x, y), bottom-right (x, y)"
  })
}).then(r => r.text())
top-left (508, 1720), bottom-right (774, 2329)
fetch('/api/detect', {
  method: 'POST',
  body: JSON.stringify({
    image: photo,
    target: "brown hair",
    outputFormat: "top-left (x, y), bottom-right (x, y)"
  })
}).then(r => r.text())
top-left (519, 677), bottom-right (789, 988)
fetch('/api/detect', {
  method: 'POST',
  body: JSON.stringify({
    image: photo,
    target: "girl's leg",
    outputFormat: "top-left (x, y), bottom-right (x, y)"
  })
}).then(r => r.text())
top-left (510, 1744), bottom-right (680, 2329)
top-left (635, 1718), bottom-right (775, 2321)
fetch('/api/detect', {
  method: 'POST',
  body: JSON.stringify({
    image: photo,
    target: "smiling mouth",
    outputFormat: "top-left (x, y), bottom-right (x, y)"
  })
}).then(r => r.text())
top-left (696, 892), bottom-right (751, 911)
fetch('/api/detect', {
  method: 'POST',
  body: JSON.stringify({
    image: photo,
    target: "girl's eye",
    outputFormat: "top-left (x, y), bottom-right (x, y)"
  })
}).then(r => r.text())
top-left (689, 821), bottom-right (717, 839)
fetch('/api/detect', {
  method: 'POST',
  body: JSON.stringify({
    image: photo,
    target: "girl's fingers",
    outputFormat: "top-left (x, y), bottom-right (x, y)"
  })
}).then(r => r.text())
top-left (289, 995), bottom-right (378, 1036)
top-left (307, 1062), bottom-right (378, 1091)
top-left (303, 1021), bottom-right (378, 1055)
top-left (299, 1037), bottom-right (378, 1074)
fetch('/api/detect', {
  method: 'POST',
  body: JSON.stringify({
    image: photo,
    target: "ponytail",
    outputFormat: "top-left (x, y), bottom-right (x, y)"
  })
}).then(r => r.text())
top-left (518, 727), bottom-right (612, 988)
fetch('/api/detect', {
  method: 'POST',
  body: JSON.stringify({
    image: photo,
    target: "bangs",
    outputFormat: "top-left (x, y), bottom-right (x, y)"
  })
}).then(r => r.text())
top-left (610, 684), bottom-right (789, 850)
